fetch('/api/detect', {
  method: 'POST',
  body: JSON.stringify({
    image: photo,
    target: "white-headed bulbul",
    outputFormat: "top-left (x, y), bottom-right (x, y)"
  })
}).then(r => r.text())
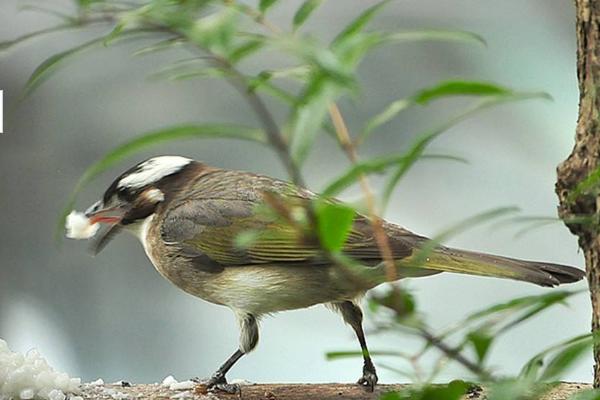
top-left (71, 155), bottom-right (585, 392)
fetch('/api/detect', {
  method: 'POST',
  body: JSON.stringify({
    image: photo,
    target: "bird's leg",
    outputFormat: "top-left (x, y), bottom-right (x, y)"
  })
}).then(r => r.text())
top-left (205, 313), bottom-right (259, 394)
top-left (205, 349), bottom-right (245, 393)
top-left (335, 301), bottom-right (378, 391)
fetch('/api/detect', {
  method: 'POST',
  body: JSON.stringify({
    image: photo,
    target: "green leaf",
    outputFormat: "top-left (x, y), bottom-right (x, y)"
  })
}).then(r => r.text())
top-left (132, 37), bottom-right (185, 56)
top-left (259, 0), bottom-right (279, 14)
top-left (409, 207), bottom-right (520, 268)
top-left (188, 8), bottom-right (239, 57)
top-left (325, 350), bottom-right (411, 360)
top-left (289, 79), bottom-right (338, 164)
top-left (382, 29), bottom-right (486, 47)
top-left (23, 36), bottom-right (105, 97)
top-left (360, 81), bottom-right (520, 145)
top-left (229, 38), bottom-right (266, 63)
top-left (371, 286), bottom-right (418, 320)
top-left (23, 29), bottom-right (155, 98)
top-left (293, 0), bottom-right (323, 31)
top-left (539, 338), bottom-right (591, 381)
top-left (331, 0), bottom-right (390, 47)
top-left (466, 290), bottom-right (577, 327)
top-left (381, 92), bottom-right (550, 209)
top-left (0, 24), bottom-right (78, 53)
top-left (269, 35), bottom-right (353, 85)
top-left (486, 379), bottom-right (537, 400)
top-left (361, 98), bottom-right (411, 142)
top-left (467, 329), bottom-right (493, 363)
top-left (234, 230), bottom-right (261, 249)
top-left (57, 124), bottom-right (266, 240)
top-left (321, 153), bottom-right (467, 197)
top-left (315, 201), bottom-right (355, 251)
top-left (413, 81), bottom-right (512, 105)
top-left (569, 389), bottom-right (600, 400)
top-left (520, 333), bottom-right (597, 382)
top-left (76, 0), bottom-right (103, 8)
top-left (384, 380), bottom-right (469, 400)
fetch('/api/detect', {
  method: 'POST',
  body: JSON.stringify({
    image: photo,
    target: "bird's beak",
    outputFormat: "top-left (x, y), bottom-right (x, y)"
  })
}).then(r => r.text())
top-left (84, 201), bottom-right (125, 225)
top-left (84, 200), bottom-right (128, 255)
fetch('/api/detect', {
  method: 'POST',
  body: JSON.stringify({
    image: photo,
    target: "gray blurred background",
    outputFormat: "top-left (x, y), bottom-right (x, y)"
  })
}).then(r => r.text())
top-left (0, 0), bottom-right (591, 385)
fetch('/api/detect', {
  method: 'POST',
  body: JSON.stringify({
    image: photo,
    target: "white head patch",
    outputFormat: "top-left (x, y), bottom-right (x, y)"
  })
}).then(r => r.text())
top-left (118, 156), bottom-right (192, 189)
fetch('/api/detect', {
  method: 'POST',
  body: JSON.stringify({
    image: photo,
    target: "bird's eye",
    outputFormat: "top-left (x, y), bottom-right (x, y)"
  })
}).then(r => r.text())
top-left (116, 186), bottom-right (134, 201)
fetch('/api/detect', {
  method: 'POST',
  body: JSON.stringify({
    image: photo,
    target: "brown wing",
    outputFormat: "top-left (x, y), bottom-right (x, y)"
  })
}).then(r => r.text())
top-left (160, 170), bottom-right (419, 272)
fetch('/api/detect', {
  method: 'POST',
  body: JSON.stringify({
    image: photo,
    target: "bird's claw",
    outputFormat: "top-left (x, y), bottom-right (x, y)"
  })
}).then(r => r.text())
top-left (201, 372), bottom-right (240, 394)
top-left (208, 382), bottom-right (240, 394)
top-left (357, 364), bottom-right (378, 392)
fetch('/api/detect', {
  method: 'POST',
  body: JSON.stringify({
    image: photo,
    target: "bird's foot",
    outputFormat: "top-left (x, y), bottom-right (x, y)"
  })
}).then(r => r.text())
top-left (195, 372), bottom-right (240, 394)
top-left (357, 362), bottom-right (378, 392)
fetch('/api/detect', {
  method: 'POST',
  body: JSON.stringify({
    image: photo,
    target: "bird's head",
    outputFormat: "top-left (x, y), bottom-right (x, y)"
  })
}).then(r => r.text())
top-left (83, 155), bottom-right (195, 252)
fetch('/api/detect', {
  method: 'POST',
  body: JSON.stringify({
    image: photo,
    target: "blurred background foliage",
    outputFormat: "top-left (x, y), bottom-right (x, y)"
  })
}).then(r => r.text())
top-left (0, 0), bottom-right (593, 398)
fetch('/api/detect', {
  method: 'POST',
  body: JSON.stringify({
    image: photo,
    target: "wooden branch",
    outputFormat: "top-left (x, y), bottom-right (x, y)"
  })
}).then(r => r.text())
top-left (556, 0), bottom-right (600, 387)
top-left (80, 382), bottom-right (590, 400)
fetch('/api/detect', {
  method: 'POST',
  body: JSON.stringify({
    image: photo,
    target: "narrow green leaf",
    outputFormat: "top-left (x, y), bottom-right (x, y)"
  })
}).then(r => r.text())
top-left (103, 22), bottom-right (126, 47)
top-left (0, 24), bottom-right (77, 53)
top-left (466, 291), bottom-right (576, 324)
top-left (326, 350), bottom-right (411, 360)
top-left (361, 99), bottom-right (411, 143)
top-left (322, 153), bottom-right (467, 197)
top-left (229, 38), bottom-right (265, 63)
top-left (386, 380), bottom-right (469, 400)
top-left (539, 338), bottom-right (591, 381)
top-left (132, 37), bottom-right (185, 56)
top-left (315, 201), bottom-right (355, 251)
top-left (23, 36), bottom-right (106, 97)
top-left (381, 92), bottom-right (550, 208)
top-left (409, 207), bottom-right (520, 268)
top-left (569, 389), bottom-right (600, 400)
top-left (382, 29), bottom-right (486, 47)
top-left (413, 81), bottom-right (512, 105)
top-left (289, 78), bottom-right (337, 164)
top-left (188, 8), bottom-right (239, 57)
top-left (57, 124), bottom-right (266, 240)
top-left (293, 0), bottom-right (323, 31)
top-left (331, 0), bottom-right (390, 47)
top-left (259, 0), bottom-right (279, 14)
top-left (486, 379), bottom-right (537, 400)
top-left (24, 29), bottom-right (155, 98)
top-left (467, 329), bottom-right (493, 363)
top-left (234, 230), bottom-right (261, 249)
top-left (520, 333), bottom-right (595, 381)
top-left (360, 81), bottom-right (520, 145)
top-left (19, 4), bottom-right (76, 22)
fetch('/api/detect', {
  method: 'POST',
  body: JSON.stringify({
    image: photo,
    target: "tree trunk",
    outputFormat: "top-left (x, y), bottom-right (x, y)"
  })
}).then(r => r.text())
top-left (556, 0), bottom-right (600, 388)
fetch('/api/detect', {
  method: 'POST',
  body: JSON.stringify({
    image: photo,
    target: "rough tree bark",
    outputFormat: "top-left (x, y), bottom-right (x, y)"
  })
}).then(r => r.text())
top-left (556, 0), bottom-right (600, 388)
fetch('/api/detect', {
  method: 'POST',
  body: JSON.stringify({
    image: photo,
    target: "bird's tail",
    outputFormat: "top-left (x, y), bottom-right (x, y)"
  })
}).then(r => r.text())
top-left (396, 247), bottom-right (585, 287)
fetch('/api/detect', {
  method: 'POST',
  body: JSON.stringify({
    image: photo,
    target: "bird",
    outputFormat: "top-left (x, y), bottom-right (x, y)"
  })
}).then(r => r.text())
top-left (70, 155), bottom-right (585, 393)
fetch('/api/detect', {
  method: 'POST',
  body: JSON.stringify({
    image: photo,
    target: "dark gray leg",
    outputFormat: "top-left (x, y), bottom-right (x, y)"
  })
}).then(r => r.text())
top-left (334, 301), bottom-right (378, 391)
top-left (206, 313), bottom-right (259, 393)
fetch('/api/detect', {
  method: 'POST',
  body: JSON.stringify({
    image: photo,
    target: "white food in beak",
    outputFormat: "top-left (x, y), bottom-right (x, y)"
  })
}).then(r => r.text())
top-left (65, 211), bottom-right (99, 239)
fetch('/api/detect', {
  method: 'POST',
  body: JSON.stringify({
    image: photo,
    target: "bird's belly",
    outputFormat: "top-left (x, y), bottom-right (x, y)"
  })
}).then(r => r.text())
top-left (197, 265), bottom-right (364, 315)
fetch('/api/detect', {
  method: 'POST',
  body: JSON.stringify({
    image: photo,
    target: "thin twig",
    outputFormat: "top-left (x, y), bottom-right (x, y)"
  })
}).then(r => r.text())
top-left (328, 104), bottom-right (397, 281)
top-left (418, 327), bottom-right (493, 381)
top-left (211, 57), bottom-right (305, 186)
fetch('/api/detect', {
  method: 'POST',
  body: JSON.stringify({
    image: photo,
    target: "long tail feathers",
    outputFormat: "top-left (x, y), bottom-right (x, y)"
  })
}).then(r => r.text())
top-left (402, 247), bottom-right (585, 287)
